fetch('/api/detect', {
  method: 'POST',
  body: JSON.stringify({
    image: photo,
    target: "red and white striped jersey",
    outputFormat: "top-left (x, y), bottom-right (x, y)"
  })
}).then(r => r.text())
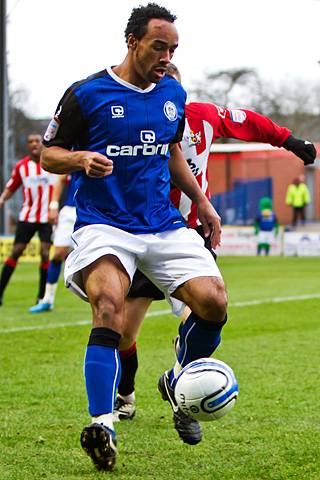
top-left (6, 156), bottom-right (59, 223)
top-left (170, 102), bottom-right (291, 228)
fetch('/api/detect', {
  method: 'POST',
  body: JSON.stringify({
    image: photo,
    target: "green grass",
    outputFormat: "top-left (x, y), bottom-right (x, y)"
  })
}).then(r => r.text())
top-left (0, 257), bottom-right (320, 479)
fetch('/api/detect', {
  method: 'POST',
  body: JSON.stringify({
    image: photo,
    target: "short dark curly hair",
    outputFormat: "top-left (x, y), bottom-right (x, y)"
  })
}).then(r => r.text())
top-left (124, 3), bottom-right (177, 42)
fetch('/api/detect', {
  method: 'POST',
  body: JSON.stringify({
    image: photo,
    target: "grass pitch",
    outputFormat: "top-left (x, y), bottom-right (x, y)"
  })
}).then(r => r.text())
top-left (0, 257), bottom-right (319, 479)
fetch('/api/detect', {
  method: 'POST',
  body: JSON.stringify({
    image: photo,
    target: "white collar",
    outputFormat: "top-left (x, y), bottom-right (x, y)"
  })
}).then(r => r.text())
top-left (106, 66), bottom-right (156, 93)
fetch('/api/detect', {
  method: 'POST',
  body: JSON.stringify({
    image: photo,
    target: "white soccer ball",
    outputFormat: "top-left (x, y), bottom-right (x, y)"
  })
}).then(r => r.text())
top-left (174, 358), bottom-right (238, 422)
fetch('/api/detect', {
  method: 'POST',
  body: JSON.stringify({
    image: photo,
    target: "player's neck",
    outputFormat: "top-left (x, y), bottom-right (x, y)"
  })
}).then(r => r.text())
top-left (112, 61), bottom-right (151, 90)
top-left (29, 154), bottom-right (40, 163)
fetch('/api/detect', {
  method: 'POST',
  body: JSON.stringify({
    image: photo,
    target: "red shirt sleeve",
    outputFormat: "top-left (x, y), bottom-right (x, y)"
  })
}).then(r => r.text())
top-left (6, 160), bottom-right (23, 193)
top-left (199, 103), bottom-right (291, 147)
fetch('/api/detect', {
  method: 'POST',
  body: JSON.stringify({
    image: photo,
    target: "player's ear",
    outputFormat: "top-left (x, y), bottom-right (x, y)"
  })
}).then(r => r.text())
top-left (127, 33), bottom-right (138, 50)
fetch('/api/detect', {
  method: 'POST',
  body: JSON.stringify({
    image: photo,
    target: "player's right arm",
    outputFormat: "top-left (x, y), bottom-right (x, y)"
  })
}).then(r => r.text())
top-left (0, 187), bottom-right (14, 209)
top-left (0, 161), bottom-right (23, 208)
top-left (42, 147), bottom-right (113, 177)
top-left (41, 87), bottom-right (113, 177)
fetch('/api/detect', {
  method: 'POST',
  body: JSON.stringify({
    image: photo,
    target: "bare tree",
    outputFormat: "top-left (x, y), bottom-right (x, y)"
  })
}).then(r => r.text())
top-left (190, 68), bottom-right (262, 108)
top-left (190, 69), bottom-right (320, 141)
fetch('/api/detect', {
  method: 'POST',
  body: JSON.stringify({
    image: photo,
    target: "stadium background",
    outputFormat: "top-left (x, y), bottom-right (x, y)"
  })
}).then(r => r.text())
top-left (1, 142), bottom-right (319, 260)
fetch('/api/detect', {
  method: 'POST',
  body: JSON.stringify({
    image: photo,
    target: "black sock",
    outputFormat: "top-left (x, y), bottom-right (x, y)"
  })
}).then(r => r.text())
top-left (118, 344), bottom-right (138, 397)
top-left (38, 263), bottom-right (49, 300)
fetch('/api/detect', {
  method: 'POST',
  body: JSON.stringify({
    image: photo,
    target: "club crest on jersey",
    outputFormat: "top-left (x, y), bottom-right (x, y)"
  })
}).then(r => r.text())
top-left (163, 101), bottom-right (178, 121)
top-left (44, 117), bottom-right (60, 142)
top-left (187, 130), bottom-right (201, 146)
top-left (230, 109), bottom-right (247, 123)
top-left (111, 105), bottom-right (125, 118)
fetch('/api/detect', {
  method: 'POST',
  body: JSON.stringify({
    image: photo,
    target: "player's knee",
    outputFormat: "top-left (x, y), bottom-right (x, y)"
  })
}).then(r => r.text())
top-left (200, 284), bottom-right (228, 323)
top-left (91, 293), bottom-right (123, 326)
top-left (53, 253), bottom-right (65, 263)
top-left (12, 246), bottom-right (25, 259)
top-left (40, 250), bottom-right (50, 263)
top-left (53, 247), bottom-right (69, 262)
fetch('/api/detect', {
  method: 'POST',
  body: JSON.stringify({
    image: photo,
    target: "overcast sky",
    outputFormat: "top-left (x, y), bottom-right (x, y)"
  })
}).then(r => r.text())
top-left (6, 0), bottom-right (320, 118)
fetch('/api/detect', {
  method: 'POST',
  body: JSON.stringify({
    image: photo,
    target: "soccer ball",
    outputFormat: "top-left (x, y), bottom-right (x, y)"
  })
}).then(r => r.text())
top-left (174, 358), bottom-right (238, 422)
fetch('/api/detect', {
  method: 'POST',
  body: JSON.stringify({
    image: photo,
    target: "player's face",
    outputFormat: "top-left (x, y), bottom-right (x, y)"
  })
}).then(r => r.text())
top-left (133, 19), bottom-right (179, 85)
top-left (27, 134), bottom-right (43, 159)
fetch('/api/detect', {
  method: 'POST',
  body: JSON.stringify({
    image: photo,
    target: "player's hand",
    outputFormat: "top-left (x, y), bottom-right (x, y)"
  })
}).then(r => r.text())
top-left (197, 198), bottom-right (222, 249)
top-left (283, 135), bottom-right (317, 165)
top-left (82, 152), bottom-right (113, 178)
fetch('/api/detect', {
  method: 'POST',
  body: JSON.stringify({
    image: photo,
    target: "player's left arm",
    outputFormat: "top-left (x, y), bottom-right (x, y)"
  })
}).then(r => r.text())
top-left (211, 105), bottom-right (316, 165)
top-left (169, 143), bottom-right (221, 248)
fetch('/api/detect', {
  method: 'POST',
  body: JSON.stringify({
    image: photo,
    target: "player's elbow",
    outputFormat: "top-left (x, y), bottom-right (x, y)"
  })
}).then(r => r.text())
top-left (41, 147), bottom-right (53, 172)
top-left (41, 147), bottom-right (63, 173)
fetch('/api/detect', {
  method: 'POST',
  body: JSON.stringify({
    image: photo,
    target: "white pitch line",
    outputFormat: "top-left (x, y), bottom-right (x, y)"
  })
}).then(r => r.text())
top-left (0, 293), bottom-right (319, 335)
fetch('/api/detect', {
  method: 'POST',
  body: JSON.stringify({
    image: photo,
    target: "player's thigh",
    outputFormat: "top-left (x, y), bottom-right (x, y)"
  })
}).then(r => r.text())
top-left (14, 221), bottom-right (37, 245)
top-left (82, 255), bottom-right (131, 316)
top-left (38, 223), bottom-right (53, 244)
top-left (11, 222), bottom-right (35, 257)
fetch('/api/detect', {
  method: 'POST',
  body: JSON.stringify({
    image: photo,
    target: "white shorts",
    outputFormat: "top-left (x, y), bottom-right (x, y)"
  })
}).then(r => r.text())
top-left (53, 206), bottom-right (76, 248)
top-left (65, 224), bottom-right (222, 316)
top-left (257, 231), bottom-right (275, 244)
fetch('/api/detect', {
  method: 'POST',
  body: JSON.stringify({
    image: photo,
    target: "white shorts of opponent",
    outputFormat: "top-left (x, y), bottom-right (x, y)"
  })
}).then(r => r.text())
top-left (65, 224), bottom-right (222, 316)
top-left (53, 206), bottom-right (77, 248)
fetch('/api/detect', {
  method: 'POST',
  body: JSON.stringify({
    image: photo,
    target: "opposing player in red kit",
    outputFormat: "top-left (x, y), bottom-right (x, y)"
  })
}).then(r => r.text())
top-left (0, 133), bottom-right (58, 305)
top-left (114, 63), bottom-right (316, 445)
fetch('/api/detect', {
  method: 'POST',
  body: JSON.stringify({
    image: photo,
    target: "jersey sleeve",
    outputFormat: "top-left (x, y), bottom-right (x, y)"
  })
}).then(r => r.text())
top-left (171, 113), bottom-right (185, 143)
top-left (43, 86), bottom-right (88, 150)
top-left (204, 104), bottom-right (291, 147)
top-left (5, 162), bottom-right (22, 193)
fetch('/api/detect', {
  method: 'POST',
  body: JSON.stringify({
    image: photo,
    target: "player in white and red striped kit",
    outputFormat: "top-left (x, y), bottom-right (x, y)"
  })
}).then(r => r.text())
top-left (0, 133), bottom-right (58, 305)
top-left (114, 64), bottom-right (316, 444)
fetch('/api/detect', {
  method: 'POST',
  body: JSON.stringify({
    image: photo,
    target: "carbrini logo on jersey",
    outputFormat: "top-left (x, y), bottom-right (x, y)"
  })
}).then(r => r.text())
top-left (163, 101), bottom-right (178, 121)
top-left (106, 143), bottom-right (169, 156)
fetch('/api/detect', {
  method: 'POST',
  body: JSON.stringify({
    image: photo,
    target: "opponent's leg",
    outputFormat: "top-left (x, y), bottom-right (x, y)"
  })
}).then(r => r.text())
top-left (29, 246), bottom-right (70, 313)
top-left (113, 343), bottom-right (138, 421)
top-left (37, 241), bottom-right (51, 302)
top-left (114, 296), bottom-right (152, 421)
top-left (0, 242), bottom-right (26, 305)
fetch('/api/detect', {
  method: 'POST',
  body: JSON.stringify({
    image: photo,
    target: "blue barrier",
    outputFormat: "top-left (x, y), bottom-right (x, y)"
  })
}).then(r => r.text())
top-left (211, 177), bottom-right (273, 225)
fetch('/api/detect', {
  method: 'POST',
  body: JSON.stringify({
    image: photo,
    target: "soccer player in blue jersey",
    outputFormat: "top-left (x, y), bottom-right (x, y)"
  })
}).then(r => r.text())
top-left (41, 3), bottom-right (227, 472)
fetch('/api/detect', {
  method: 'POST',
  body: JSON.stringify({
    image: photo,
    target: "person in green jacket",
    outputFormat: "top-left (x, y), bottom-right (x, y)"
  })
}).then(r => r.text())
top-left (285, 175), bottom-right (311, 226)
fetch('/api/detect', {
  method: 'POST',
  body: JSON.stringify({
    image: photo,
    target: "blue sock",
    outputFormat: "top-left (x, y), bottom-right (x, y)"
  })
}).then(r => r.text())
top-left (47, 260), bottom-right (62, 283)
top-left (169, 312), bottom-right (226, 386)
top-left (85, 345), bottom-right (121, 416)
